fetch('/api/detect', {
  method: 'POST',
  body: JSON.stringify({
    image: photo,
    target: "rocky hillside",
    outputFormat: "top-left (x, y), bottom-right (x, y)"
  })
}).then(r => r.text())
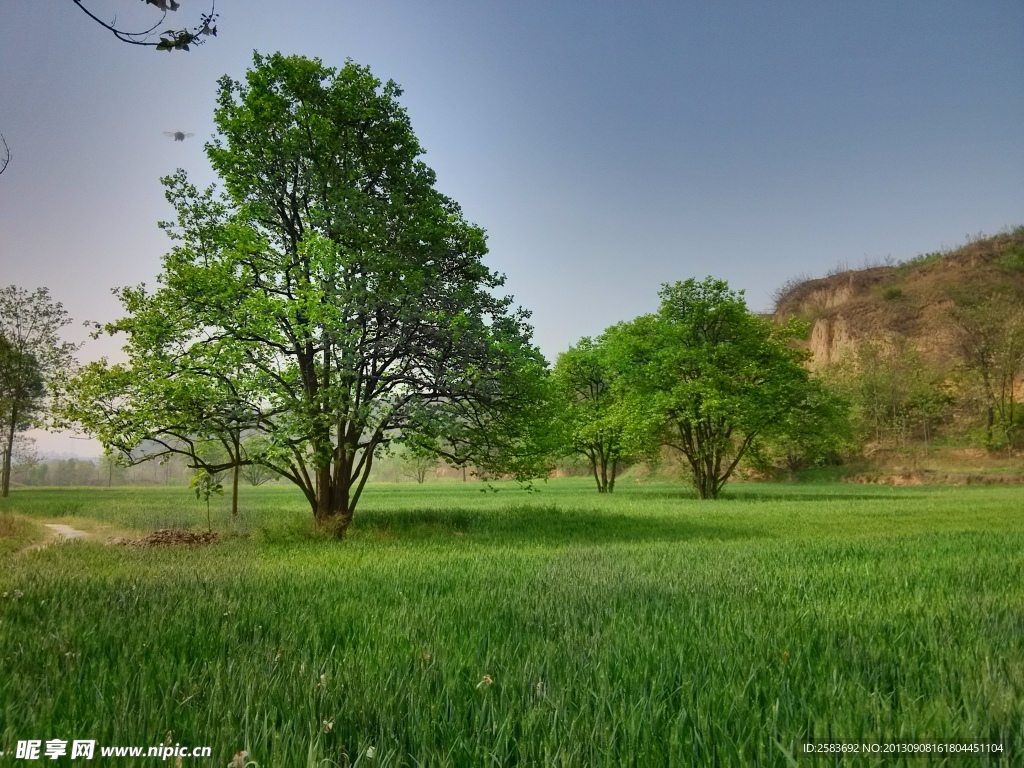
top-left (773, 229), bottom-right (1024, 368)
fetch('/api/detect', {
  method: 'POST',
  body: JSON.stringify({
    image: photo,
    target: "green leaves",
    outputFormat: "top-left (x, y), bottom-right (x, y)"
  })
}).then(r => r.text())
top-left (190, 468), bottom-right (223, 531)
top-left (190, 468), bottom-right (223, 502)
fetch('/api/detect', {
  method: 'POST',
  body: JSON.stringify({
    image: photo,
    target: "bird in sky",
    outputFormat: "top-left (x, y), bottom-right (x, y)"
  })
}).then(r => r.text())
top-left (163, 131), bottom-right (194, 141)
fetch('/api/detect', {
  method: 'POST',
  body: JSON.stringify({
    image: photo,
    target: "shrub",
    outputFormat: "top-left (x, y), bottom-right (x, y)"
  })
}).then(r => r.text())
top-left (880, 286), bottom-right (903, 301)
top-left (998, 244), bottom-right (1024, 272)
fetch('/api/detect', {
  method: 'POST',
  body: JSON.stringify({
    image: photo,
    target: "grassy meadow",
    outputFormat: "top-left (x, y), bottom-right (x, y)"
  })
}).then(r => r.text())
top-left (0, 479), bottom-right (1022, 766)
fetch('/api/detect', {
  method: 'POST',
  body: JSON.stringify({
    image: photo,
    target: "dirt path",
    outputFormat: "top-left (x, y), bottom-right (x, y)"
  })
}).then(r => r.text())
top-left (13, 522), bottom-right (215, 556)
top-left (43, 523), bottom-right (92, 541)
top-left (15, 523), bottom-right (96, 554)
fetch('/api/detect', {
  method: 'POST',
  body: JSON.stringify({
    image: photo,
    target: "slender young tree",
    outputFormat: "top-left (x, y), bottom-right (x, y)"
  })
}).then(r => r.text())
top-left (0, 341), bottom-right (45, 494)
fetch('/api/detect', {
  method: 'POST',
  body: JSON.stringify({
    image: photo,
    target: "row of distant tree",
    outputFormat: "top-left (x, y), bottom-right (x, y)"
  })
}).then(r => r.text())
top-left (9, 450), bottom-right (465, 489)
top-left (5, 257), bottom-right (1016, 503)
top-left (12, 453), bottom-right (193, 488)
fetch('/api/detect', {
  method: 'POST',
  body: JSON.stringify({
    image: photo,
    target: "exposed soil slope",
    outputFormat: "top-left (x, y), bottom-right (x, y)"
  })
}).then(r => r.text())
top-left (773, 230), bottom-right (1024, 368)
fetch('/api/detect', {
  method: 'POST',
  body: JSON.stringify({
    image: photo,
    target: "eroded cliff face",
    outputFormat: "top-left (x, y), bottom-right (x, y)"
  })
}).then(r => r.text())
top-left (773, 231), bottom-right (1024, 369)
top-left (808, 315), bottom-right (854, 367)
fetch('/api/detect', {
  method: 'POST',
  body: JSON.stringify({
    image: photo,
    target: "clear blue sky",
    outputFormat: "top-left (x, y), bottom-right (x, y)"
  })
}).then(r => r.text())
top-left (1, 1), bottom-right (1022, 455)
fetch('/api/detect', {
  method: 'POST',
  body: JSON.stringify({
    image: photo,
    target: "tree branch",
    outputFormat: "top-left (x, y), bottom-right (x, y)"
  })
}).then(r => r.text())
top-left (70, 0), bottom-right (218, 51)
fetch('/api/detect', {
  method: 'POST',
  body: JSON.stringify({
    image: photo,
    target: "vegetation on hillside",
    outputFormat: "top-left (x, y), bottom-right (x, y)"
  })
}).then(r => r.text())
top-left (773, 229), bottom-right (1024, 466)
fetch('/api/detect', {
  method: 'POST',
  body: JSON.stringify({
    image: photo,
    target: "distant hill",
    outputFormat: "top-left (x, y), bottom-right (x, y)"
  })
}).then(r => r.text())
top-left (772, 228), bottom-right (1024, 368)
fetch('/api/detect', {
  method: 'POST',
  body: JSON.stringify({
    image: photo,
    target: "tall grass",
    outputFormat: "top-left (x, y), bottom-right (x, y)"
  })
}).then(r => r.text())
top-left (0, 481), bottom-right (1021, 766)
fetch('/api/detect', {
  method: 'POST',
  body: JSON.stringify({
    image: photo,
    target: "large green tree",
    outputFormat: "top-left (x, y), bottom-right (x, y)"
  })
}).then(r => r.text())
top-left (613, 278), bottom-right (815, 499)
top-left (63, 53), bottom-right (548, 532)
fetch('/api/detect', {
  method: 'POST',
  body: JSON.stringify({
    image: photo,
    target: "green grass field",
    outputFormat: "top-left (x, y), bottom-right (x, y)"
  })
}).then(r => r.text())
top-left (1, 480), bottom-right (1022, 766)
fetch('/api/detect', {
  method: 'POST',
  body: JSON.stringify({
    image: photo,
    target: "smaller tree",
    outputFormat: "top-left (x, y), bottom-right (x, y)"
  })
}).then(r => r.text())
top-left (0, 342), bottom-right (45, 494)
top-left (949, 292), bottom-right (1024, 451)
top-left (100, 452), bottom-right (128, 487)
top-left (0, 287), bottom-right (78, 497)
top-left (766, 378), bottom-right (852, 476)
top-left (614, 278), bottom-right (816, 499)
top-left (5, 434), bottom-right (40, 487)
top-left (400, 450), bottom-right (436, 484)
top-left (552, 335), bottom-right (653, 493)
top-left (239, 437), bottom-right (278, 486)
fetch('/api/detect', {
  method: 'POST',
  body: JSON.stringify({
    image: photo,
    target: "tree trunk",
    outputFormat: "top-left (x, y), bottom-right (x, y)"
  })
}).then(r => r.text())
top-left (692, 459), bottom-right (720, 500)
top-left (231, 432), bottom-right (240, 518)
top-left (2, 405), bottom-right (16, 497)
top-left (332, 481), bottom-right (354, 536)
top-left (589, 452), bottom-right (603, 493)
top-left (231, 462), bottom-right (239, 518)
top-left (311, 469), bottom-right (357, 537)
top-left (314, 466), bottom-right (334, 528)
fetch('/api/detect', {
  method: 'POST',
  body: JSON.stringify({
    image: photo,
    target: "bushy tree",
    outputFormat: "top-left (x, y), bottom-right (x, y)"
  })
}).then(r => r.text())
top-left (766, 377), bottom-right (852, 475)
top-left (613, 278), bottom-right (818, 499)
top-left (399, 449), bottom-right (436, 484)
top-left (62, 54), bottom-right (549, 533)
